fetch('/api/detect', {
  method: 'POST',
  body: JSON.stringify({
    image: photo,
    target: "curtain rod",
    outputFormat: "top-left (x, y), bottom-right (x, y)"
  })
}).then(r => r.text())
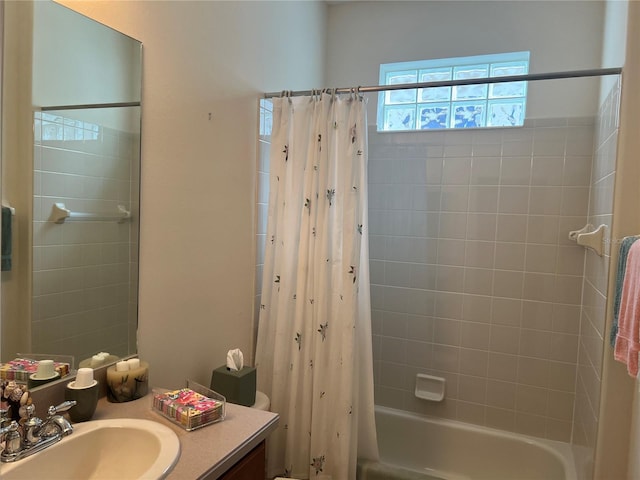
top-left (264, 67), bottom-right (622, 99)
top-left (39, 101), bottom-right (141, 112)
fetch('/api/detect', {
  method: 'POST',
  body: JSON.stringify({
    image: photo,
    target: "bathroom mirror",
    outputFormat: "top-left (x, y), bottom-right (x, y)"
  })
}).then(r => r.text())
top-left (1, 0), bottom-right (142, 371)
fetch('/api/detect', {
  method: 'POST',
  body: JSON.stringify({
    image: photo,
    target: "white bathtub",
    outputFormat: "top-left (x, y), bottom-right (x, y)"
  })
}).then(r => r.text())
top-left (357, 406), bottom-right (577, 480)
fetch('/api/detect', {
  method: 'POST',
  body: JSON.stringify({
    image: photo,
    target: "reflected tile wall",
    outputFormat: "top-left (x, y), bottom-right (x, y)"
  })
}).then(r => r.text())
top-left (254, 100), bottom-right (273, 342)
top-left (370, 118), bottom-right (596, 442)
top-left (32, 112), bottom-right (138, 363)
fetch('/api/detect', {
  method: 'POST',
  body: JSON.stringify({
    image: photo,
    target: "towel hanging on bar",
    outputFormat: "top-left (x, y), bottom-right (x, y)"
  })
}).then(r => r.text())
top-left (1, 206), bottom-right (13, 272)
top-left (614, 240), bottom-right (640, 377)
top-left (611, 236), bottom-right (640, 346)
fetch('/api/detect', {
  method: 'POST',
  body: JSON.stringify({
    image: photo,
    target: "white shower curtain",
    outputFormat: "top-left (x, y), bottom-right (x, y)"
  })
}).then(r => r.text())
top-left (255, 92), bottom-right (379, 479)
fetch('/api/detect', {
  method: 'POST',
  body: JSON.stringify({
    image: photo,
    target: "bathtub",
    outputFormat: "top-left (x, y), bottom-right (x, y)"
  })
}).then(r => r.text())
top-left (357, 406), bottom-right (577, 480)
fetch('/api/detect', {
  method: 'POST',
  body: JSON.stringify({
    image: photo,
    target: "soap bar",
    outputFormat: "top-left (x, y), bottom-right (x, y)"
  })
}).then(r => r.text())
top-left (210, 366), bottom-right (256, 407)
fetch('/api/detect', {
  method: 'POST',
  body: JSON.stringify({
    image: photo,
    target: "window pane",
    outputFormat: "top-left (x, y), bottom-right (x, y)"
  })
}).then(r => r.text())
top-left (453, 64), bottom-right (489, 100)
top-left (489, 81), bottom-right (527, 98)
top-left (384, 105), bottom-right (416, 130)
top-left (489, 61), bottom-right (528, 98)
top-left (385, 70), bottom-right (418, 104)
top-left (490, 61), bottom-right (528, 77)
top-left (452, 101), bottom-right (485, 128)
top-left (418, 103), bottom-right (450, 130)
top-left (454, 64), bottom-right (489, 79)
top-left (418, 68), bottom-right (452, 103)
top-left (487, 99), bottom-right (525, 127)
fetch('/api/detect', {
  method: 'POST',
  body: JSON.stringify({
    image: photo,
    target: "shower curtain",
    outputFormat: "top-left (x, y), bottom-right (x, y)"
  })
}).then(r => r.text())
top-left (255, 92), bottom-right (379, 479)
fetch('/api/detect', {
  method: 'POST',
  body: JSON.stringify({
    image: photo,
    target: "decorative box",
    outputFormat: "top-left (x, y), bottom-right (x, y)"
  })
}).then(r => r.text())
top-left (152, 380), bottom-right (225, 431)
top-left (0, 356), bottom-right (71, 383)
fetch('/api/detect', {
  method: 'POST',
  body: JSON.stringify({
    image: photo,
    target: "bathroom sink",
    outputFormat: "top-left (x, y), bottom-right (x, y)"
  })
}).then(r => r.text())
top-left (0, 418), bottom-right (180, 479)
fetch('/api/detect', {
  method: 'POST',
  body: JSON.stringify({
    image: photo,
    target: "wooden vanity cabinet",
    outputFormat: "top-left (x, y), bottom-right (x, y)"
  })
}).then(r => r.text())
top-left (217, 440), bottom-right (266, 480)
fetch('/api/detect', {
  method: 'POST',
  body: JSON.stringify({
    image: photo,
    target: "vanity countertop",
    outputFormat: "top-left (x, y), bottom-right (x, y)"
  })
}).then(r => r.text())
top-left (91, 393), bottom-right (279, 479)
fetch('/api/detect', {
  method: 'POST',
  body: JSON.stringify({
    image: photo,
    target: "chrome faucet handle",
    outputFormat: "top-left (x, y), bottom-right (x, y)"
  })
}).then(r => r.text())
top-left (0, 420), bottom-right (17, 436)
top-left (23, 404), bottom-right (43, 446)
top-left (47, 400), bottom-right (76, 417)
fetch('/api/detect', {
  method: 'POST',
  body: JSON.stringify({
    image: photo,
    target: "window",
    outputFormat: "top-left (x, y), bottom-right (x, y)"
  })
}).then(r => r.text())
top-left (378, 51), bottom-right (530, 131)
top-left (36, 112), bottom-right (101, 141)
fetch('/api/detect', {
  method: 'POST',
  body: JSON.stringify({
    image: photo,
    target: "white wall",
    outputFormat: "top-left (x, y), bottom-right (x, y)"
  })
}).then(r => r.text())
top-left (33, 1), bottom-right (140, 106)
top-left (326, 1), bottom-right (605, 124)
top-left (602, 3), bottom-right (640, 478)
top-left (33, 1), bottom-right (141, 131)
top-left (599, 0), bottom-right (628, 99)
top-left (58, 0), bottom-right (327, 389)
top-left (1, 1), bottom-right (33, 361)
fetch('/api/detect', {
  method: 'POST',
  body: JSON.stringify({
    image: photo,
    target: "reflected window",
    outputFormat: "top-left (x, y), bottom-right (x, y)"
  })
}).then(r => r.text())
top-left (37, 112), bottom-right (100, 141)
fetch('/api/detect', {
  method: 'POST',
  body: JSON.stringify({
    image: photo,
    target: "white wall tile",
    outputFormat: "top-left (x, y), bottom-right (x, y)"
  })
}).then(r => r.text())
top-left (470, 157), bottom-right (500, 185)
top-left (460, 324), bottom-right (491, 351)
top-left (360, 117), bottom-right (599, 442)
top-left (469, 186), bottom-right (499, 213)
top-left (531, 156), bottom-right (564, 186)
top-left (500, 156), bottom-right (532, 186)
top-left (494, 242), bottom-right (526, 271)
top-left (527, 215), bottom-right (560, 244)
top-left (461, 294), bottom-right (492, 323)
top-left (497, 214), bottom-right (528, 242)
top-left (467, 213), bottom-right (497, 241)
top-left (529, 187), bottom-right (562, 215)
top-left (499, 186), bottom-right (530, 214)
top-left (442, 157), bottom-right (472, 185)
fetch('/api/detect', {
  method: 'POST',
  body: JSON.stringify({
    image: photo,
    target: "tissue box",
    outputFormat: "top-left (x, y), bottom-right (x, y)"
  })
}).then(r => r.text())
top-left (210, 366), bottom-right (256, 407)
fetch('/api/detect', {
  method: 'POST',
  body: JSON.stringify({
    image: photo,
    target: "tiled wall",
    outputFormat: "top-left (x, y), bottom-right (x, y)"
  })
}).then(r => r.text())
top-left (32, 111), bottom-right (139, 364)
top-left (572, 79), bottom-right (620, 474)
top-left (369, 120), bottom-right (596, 442)
top-left (254, 100), bottom-right (272, 344)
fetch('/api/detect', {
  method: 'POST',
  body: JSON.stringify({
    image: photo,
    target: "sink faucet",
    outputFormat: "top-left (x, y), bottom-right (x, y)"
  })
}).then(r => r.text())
top-left (1, 400), bottom-right (76, 463)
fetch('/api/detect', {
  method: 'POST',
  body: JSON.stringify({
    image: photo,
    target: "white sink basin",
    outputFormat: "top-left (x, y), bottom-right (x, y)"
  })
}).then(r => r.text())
top-left (0, 418), bottom-right (180, 480)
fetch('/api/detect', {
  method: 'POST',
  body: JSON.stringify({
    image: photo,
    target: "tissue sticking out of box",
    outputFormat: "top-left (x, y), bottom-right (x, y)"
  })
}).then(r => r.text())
top-left (226, 349), bottom-right (244, 371)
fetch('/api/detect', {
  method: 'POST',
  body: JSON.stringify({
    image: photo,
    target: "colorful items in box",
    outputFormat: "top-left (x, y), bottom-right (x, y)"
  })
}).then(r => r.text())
top-left (0, 358), bottom-right (70, 382)
top-left (153, 388), bottom-right (224, 431)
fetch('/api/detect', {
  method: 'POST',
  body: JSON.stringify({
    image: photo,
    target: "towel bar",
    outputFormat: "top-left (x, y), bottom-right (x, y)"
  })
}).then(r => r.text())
top-left (50, 203), bottom-right (131, 224)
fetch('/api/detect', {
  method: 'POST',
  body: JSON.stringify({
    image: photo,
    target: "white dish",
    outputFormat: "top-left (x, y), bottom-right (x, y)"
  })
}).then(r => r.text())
top-left (29, 371), bottom-right (60, 381)
top-left (67, 379), bottom-right (98, 390)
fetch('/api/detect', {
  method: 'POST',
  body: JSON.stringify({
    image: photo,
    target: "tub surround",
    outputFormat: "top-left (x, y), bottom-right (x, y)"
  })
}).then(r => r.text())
top-left (91, 393), bottom-right (278, 479)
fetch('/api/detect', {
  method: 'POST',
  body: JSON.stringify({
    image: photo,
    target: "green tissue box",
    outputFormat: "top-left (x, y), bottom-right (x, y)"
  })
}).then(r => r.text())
top-left (210, 366), bottom-right (256, 407)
